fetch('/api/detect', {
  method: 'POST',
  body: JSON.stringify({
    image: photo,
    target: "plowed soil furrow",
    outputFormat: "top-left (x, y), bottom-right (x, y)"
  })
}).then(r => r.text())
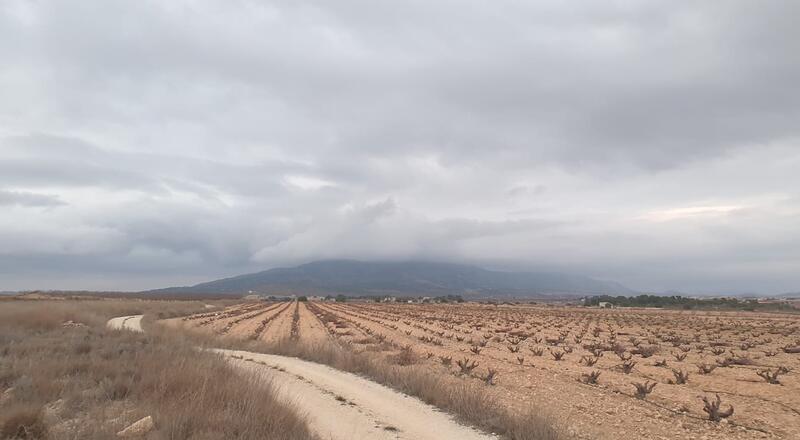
top-left (290, 301), bottom-right (301, 339)
top-left (296, 302), bottom-right (332, 344)
top-left (198, 302), bottom-right (272, 331)
top-left (219, 302), bottom-right (288, 334)
top-left (260, 301), bottom-right (297, 343)
top-left (190, 302), bottom-right (253, 325)
top-left (311, 303), bottom-right (382, 343)
top-left (225, 302), bottom-right (291, 339)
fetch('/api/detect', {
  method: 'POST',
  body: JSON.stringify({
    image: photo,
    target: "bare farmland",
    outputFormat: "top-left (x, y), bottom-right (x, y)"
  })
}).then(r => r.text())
top-left (174, 301), bottom-right (800, 440)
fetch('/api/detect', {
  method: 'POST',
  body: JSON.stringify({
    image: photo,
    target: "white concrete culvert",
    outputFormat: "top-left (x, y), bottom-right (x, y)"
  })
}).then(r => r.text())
top-left (107, 315), bottom-right (496, 440)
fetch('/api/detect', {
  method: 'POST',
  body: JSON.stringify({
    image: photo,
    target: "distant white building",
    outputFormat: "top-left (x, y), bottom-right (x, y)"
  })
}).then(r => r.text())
top-left (598, 302), bottom-right (614, 309)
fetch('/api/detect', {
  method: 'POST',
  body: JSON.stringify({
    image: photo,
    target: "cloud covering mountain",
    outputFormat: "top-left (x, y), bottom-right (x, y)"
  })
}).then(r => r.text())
top-left (153, 260), bottom-right (633, 297)
top-left (1, 1), bottom-right (799, 294)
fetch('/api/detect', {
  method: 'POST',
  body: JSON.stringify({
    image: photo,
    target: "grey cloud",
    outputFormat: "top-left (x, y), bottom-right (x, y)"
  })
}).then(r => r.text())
top-left (0, 190), bottom-right (65, 207)
top-left (0, 158), bottom-right (158, 191)
top-left (1, 134), bottom-right (303, 198)
top-left (5, 2), bottom-right (798, 169)
top-left (0, 1), bottom-right (798, 293)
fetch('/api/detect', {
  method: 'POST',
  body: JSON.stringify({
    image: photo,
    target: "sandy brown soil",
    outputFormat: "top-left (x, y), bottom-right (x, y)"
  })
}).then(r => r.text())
top-left (258, 301), bottom-right (296, 343)
top-left (295, 301), bottom-right (333, 344)
top-left (176, 301), bottom-right (800, 440)
top-left (329, 303), bottom-right (800, 440)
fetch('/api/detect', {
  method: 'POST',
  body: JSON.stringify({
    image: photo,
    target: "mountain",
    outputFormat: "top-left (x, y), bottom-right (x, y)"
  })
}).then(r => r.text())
top-left (150, 260), bottom-right (633, 297)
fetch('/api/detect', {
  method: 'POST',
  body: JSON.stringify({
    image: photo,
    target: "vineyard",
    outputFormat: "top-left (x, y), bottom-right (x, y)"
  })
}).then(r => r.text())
top-left (170, 301), bottom-right (800, 440)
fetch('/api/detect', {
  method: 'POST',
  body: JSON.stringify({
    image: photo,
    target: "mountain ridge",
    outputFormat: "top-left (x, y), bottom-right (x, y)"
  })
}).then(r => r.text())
top-left (148, 260), bottom-right (634, 297)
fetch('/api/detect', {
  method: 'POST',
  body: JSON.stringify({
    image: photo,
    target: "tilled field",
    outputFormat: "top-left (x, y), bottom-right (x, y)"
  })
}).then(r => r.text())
top-left (172, 301), bottom-right (800, 440)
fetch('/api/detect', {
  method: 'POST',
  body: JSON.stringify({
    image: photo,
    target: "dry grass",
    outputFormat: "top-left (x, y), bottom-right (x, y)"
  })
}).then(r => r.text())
top-left (0, 405), bottom-right (47, 440)
top-left (0, 299), bottom-right (316, 440)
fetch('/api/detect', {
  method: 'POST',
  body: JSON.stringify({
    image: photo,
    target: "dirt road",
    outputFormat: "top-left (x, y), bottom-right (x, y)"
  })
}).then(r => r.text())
top-left (107, 314), bottom-right (495, 440)
top-left (107, 314), bottom-right (143, 331)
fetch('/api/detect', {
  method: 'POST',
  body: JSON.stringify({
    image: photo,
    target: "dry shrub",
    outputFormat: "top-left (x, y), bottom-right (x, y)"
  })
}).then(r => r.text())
top-left (581, 371), bottom-right (601, 385)
top-left (631, 345), bottom-right (658, 358)
top-left (0, 404), bottom-right (47, 439)
top-left (632, 381), bottom-right (656, 400)
top-left (701, 394), bottom-right (734, 422)
top-left (388, 345), bottom-right (417, 366)
top-left (619, 360), bottom-right (636, 374)
top-left (697, 363), bottom-right (716, 375)
top-left (756, 369), bottom-right (782, 384)
top-left (482, 368), bottom-right (498, 385)
top-left (669, 369), bottom-right (689, 384)
top-left (457, 358), bottom-right (480, 375)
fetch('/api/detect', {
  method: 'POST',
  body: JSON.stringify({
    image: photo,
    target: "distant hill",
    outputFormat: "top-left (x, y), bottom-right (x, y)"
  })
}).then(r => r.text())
top-left (149, 260), bottom-right (633, 297)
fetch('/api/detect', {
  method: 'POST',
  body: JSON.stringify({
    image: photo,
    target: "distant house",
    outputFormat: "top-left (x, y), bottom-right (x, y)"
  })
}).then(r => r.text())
top-left (598, 301), bottom-right (614, 309)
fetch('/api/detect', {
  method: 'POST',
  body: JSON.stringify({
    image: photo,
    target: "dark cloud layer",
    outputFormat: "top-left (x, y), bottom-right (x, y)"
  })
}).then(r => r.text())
top-left (1, 1), bottom-right (798, 293)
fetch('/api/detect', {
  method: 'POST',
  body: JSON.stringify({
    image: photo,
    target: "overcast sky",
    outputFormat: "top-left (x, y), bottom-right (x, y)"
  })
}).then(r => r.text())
top-left (1, 1), bottom-right (799, 294)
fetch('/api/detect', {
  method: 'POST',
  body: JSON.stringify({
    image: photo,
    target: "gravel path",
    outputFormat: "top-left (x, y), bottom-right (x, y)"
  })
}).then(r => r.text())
top-left (107, 314), bottom-right (495, 440)
top-left (107, 314), bottom-right (143, 332)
